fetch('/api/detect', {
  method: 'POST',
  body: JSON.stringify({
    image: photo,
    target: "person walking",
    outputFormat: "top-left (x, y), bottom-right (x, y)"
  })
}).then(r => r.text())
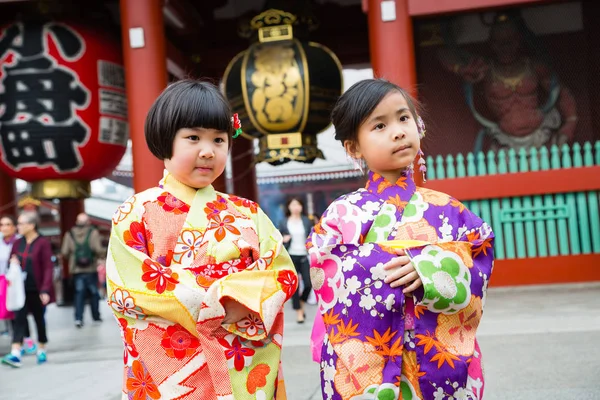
top-left (279, 197), bottom-right (313, 323)
top-left (2, 212), bottom-right (55, 368)
top-left (0, 215), bottom-right (19, 336)
top-left (61, 213), bottom-right (105, 328)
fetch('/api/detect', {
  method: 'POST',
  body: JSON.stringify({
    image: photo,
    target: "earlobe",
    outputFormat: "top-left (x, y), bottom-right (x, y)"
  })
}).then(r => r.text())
top-left (343, 140), bottom-right (361, 159)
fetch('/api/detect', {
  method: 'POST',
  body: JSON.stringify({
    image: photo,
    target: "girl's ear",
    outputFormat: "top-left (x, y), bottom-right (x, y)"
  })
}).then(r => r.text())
top-left (343, 140), bottom-right (362, 160)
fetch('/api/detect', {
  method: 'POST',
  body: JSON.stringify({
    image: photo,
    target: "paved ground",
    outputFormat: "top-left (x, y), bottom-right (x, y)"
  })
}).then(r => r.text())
top-left (1, 282), bottom-right (599, 400)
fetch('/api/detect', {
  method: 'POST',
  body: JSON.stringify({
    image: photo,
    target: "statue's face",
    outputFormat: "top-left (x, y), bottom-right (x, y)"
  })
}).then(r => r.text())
top-left (490, 24), bottom-right (523, 65)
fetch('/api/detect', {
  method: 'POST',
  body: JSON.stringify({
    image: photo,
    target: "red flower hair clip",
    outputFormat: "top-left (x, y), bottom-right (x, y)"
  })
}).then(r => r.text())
top-left (232, 113), bottom-right (242, 139)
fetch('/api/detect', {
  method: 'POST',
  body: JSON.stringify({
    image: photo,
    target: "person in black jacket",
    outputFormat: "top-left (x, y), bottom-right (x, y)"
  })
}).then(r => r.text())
top-left (278, 197), bottom-right (313, 323)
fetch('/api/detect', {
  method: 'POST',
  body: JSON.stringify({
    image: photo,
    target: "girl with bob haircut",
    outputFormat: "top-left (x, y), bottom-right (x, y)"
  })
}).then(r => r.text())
top-left (307, 79), bottom-right (494, 400)
top-left (107, 79), bottom-right (296, 400)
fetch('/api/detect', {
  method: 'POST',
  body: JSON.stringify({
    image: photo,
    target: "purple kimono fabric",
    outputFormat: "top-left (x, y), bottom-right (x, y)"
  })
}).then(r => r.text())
top-left (308, 172), bottom-right (494, 400)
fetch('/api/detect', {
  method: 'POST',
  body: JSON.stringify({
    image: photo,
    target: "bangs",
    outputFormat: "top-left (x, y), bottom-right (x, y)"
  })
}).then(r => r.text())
top-left (331, 79), bottom-right (421, 145)
top-left (145, 79), bottom-right (234, 160)
top-left (174, 85), bottom-right (233, 134)
top-left (355, 84), bottom-right (417, 129)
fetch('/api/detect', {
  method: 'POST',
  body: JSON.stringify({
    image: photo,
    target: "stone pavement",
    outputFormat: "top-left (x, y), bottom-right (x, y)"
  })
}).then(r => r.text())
top-left (1, 283), bottom-right (599, 400)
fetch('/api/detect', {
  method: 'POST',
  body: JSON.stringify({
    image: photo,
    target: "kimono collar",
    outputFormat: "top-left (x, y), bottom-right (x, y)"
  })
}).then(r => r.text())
top-left (159, 170), bottom-right (215, 206)
top-left (364, 171), bottom-right (416, 209)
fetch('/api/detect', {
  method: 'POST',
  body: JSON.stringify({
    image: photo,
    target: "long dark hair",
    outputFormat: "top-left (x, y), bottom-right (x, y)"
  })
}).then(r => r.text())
top-left (284, 197), bottom-right (306, 218)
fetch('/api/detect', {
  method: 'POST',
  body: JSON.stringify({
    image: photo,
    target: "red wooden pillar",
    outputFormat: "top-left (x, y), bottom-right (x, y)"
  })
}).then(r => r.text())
top-left (367, 0), bottom-right (417, 95)
top-left (120, 0), bottom-right (168, 192)
top-left (0, 170), bottom-right (16, 216)
top-left (231, 138), bottom-right (257, 201)
top-left (366, 0), bottom-right (423, 185)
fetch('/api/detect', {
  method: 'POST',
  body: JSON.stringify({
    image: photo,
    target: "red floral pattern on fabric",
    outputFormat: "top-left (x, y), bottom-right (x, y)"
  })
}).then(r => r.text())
top-left (126, 359), bottom-right (161, 400)
top-left (218, 335), bottom-right (256, 372)
top-left (207, 214), bottom-right (241, 242)
top-left (236, 314), bottom-right (265, 337)
top-left (118, 318), bottom-right (139, 365)
top-left (186, 257), bottom-right (253, 288)
top-left (124, 221), bottom-right (151, 255)
top-left (156, 192), bottom-right (190, 214)
top-left (160, 324), bottom-right (200, 360)
top-left (204, 196), bottom-right (228, 218)
top-left (228, 195), bottom-right (258, 214)
top-left (277, 269), bottom-right (298, 300)
top-left (141, 259), bottom-right (179, 294)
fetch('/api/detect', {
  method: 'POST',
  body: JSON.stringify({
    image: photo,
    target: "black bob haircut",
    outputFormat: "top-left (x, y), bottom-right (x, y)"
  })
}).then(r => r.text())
top-left (145, 79), bottom-right (234, 160)
top-left (330, 78), bottom-right (421, 146)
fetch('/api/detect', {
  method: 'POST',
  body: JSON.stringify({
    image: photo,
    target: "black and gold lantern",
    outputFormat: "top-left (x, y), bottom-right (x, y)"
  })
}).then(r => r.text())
top-left (223, 9), bottom-right (343, 165)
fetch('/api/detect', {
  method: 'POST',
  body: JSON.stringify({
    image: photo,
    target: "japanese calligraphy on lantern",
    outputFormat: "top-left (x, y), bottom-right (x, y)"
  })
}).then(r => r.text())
top-left (0, 22), bottom-right (90, 172)
top-left (0, 21), bottom-right (128, 183)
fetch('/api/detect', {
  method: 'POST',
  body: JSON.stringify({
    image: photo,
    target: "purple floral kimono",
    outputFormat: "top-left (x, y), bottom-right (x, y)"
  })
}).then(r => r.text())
top-left (307, 172), bottom-right (494, 400)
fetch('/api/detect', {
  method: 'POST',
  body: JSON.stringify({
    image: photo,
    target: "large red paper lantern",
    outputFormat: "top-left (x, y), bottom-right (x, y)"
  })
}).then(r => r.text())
top-left (0, 21), bottom-right (128, 198)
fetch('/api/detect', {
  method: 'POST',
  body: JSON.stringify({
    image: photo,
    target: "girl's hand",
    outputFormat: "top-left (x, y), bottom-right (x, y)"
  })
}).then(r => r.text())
top-left (282, 234), bottom-right (291, 244)
top-left (10, 254), bottom-right (19, 265)
top-left (222, 298), bottom-right (251, 324)
top-left (383, 249), bottom-right (422, 295)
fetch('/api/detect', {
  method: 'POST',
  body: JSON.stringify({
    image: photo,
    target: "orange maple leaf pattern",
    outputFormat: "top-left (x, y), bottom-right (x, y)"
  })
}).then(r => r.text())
top-left (328, 319), bottom-right (360, 345)
top-left (414, 305), bottom-right (427, 320)
top-left (385, 194), bottom-right (408, 209)
top-left (377, 180), bottom-right (393, 194)
top-left (365, 327), bottom-right (397, 353)
top-left (450, 198), bottom-right (466, 213)
top-left (473, 237), bottom-right (493, 258)
top-left (365, 174), bottom-right (379, 192)
top-left (430, 350), bottom-right (461, 369)
top-left (395, 176), bottom-right (408, 190)
top-left (466, 231), bottom-right (480, 242)
top-left (322, 309), bottom-right (342, 328)
top-left (416, 331), bottom-right (461, 369)
top-left (466, 230), bottom-right (493, 258)
top-left (386, 337), bottom-right (404, 362)
top-left (365, 327), bottom-right (403, 361)
top-left (415, 332), bottom-right (441, 355)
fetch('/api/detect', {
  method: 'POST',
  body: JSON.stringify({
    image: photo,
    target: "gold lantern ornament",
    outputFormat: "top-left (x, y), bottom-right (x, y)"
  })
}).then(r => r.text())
top-left (223, 8), bottom-right (343, 165)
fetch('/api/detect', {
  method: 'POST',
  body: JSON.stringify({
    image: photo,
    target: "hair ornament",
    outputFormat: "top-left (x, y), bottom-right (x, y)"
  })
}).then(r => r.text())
top-left (232, 113), bottom-right (242, 138)
top-left (417, 148), bottom-right (427, 182)
top-left (417, 115), bottom-right (426, 139)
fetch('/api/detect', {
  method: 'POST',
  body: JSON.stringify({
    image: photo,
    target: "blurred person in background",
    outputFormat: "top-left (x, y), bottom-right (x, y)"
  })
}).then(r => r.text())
top-left (0, 215), bottom-right (18, 336)
top-left (279, 197), bottom-right (313, 323)
top-left (61, 213), bottom-right (105, 328)
top-left (1, 211), bottom-right (55, 368)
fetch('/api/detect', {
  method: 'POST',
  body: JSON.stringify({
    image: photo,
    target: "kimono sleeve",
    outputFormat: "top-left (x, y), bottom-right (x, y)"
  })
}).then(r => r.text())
top-left (308, 238), bottom-right (401, 365)
top-left (106, 194), bottom-right (198, 332)
top-left (406, 206), bottom-right (495, 315)
top-left (201, 207), bottom-right (297, 340)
